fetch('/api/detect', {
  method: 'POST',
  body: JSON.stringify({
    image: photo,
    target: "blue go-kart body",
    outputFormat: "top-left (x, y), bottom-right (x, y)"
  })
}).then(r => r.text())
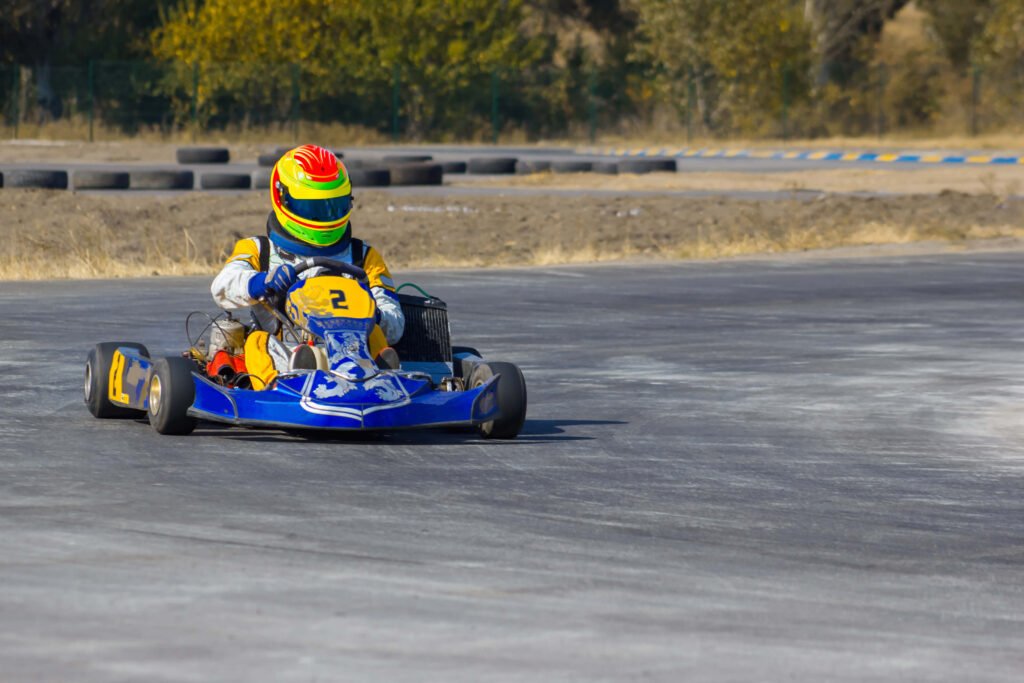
top-left (86, 261), bottom-right (526, 438)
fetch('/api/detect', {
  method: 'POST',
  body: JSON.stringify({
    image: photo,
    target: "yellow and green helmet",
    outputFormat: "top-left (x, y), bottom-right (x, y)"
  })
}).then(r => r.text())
top-left (270, 144), bottom-right (353, 247)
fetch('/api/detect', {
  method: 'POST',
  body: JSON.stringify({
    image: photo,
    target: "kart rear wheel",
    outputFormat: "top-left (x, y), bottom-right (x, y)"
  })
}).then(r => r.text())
top-left (148, 357), bottom-right (197, 435)
top-left (85, 342), bottom-right (150, 419)
top-left (469, 362), bottom-right (527, 439)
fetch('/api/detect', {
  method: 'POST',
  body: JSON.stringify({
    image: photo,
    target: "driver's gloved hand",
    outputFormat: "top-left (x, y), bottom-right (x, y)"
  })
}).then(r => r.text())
top-left (247, 264), bottom-right (298, 300)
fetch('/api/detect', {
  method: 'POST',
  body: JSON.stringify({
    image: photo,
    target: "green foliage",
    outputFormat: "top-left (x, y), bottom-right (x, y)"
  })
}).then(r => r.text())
top-left (151, 0), bottom-right (542, 136)
top-left (1, 0), bottom-right (159, 64)
top-left (974, 0), bottom-right (1024, 69)
top-left (917, 0), bottom-right (995, 71)
top-left (630, 0), bottom-right (812, 135)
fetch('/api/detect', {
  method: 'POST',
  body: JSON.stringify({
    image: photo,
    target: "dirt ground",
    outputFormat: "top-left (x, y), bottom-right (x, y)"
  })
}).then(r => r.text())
top-left (2, 187), bottom-right (1023, 280)
top-left (472, 165), bottom-right (1024, 197)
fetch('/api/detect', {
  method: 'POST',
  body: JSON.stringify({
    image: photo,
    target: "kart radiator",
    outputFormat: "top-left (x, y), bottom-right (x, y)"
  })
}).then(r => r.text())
top-left (394, 293), bottom-right (452, 363)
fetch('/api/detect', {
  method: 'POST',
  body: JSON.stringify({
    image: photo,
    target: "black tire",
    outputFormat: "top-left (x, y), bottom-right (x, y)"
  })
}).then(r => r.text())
top-left (331, 149), bottom-right (345, 159)
top-left (85, 342), bottom-right (150, 419)
top-left (147, 356), bottom-right (197, 435)
top-left (130, 170), bottom-right (194, 190)
top-left (469, 361), bottom-right (527, 439)
top-left (176, 146), bottom-right (229, 164)
top-left (200, 172), bottom-right (251, 190)
top-left (467, 157), bottom-right (517, 174)
top-left (551, 160), bottom-right (593, 174)
top-left (251, 169), bottom-right (272, 191)
top-left (388, 162), bottom-right (443, 186)
top-left (618, 158), bottom-right (677, 174)
top-left (72, 170), bottom-right (130, 190)
top-left (4, 169), bottom-right (68, 189)
top-left (0, 171), bottom-right (4, 188)
top-left (349, 167), bottom-right (391, 187)
top-left (592, 161), bottom-right (620, 175)
top-left (440, 160), bottom-right (467, 174)
top-left (515, 159), bottom-right (551, 175)
top-left (257, 152), bottom-right (283, 167)
top-left (383, 154), bottom-right (433, 163)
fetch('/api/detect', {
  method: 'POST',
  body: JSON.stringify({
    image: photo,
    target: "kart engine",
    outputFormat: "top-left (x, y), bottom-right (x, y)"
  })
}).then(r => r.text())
top-left (208, 319), bottom-right (245, 359)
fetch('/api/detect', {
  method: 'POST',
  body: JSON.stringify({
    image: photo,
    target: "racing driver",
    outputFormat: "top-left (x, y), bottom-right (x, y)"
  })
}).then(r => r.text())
top-left (211, 144), bottom-right (404, 387)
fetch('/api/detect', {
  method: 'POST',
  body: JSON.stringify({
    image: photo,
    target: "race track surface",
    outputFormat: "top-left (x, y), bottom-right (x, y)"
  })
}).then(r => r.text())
top-left (2, 253), bottom-right (1023, 681)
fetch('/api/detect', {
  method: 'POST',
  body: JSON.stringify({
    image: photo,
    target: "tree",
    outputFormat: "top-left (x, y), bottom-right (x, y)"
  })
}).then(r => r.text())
top-left (916, 0), bottom-right (995, 72)
top-left (1, 0), bottom-right (160, 118)
top-left (631, 0), bottom-right (812, 133)
top-left (151, 0), bottom-right (541, 136)
top-left (803, 0), bottom-right (908, 84)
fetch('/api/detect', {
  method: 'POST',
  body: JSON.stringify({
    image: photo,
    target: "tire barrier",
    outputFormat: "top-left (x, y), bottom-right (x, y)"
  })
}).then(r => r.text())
top-left (129, 170), bottom-right (194, 190)
top-left (592, 161), bottom-right (620, 175)
top-left (257, 147), bottom-right (293, 167)
top-left (257, 152), bottom-right (283, 167)
top-left (3, 169), bottom-right (69, 189)
top-left (383, 154), bottom-right (433, 163)
top-left (200, 172), bottom-right (251, 190)
top-left (515, 159), bottom-right (551, 175)
top-left (349, 167), bottom-right (391, 187)
top-left (176, 147), bottom-right (230, 164)
top-left (440, 160), bottom-right (467, 174)
top-left (618, 158), bottom-right (677, 174)
top-left (72, 170), bottom-right (130, 190)
top-left (342, 159), bottom-right (368, 169)
top-left (251, 170), bottom-right (272, 191)
top-left (388, 162), bottom-right (444, 186)
top-left (551, 160), bottom-right (594, 174)
top-left (332, 149), bottom-right (345, 159)
top-left (468, 157), bottom-right (517, 174)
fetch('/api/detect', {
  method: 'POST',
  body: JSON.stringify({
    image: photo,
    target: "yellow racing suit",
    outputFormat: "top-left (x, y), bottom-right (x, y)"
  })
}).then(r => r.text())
top-left (210, 234), bottom-right (405, 388)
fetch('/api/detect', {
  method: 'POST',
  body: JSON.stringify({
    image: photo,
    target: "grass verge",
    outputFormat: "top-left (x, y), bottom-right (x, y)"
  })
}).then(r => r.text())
top-left (2, 189), bottom-right (1022, 280)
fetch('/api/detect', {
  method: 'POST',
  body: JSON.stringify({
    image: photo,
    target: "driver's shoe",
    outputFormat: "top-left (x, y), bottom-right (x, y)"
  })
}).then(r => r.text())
top-left (375, 346), bottom-right (400, 371)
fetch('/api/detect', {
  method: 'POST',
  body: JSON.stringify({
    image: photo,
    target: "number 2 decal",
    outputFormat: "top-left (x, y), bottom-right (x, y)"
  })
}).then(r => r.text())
top-left (330, 289), bottom-right (348, 309)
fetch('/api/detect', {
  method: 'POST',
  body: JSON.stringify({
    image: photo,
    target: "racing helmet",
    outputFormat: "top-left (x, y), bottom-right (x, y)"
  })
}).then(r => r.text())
top-left (270, 144), bottom-right (353, 248)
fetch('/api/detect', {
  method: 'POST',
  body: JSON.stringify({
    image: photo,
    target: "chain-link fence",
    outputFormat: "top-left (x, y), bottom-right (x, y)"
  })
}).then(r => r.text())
top-left (1, 60), bottom-right (1021, 143)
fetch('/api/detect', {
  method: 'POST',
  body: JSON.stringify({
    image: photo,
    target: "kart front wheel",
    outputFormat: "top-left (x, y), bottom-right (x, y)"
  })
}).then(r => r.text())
top-left (469, 361), bottom-right (527, 439)
top-left (84, 342), bottom-right (150, 419)
top-left (148, 356), bottom-right (197, 435)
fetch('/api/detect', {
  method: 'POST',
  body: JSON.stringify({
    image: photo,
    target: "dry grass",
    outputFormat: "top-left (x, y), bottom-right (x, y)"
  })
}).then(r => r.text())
top-left (0, 118), bottom-right (388, 148)
top-left (2, 188), bottom-right (1022, 280)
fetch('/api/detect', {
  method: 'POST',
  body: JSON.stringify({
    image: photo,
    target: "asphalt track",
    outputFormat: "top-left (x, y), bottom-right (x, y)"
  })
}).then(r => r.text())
top-left (2, 252), bottom-right (1024, 681)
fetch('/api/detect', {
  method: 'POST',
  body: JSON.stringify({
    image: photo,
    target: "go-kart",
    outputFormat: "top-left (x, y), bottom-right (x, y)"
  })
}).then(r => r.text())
top-left (84, 258), bottom-right (527, 439)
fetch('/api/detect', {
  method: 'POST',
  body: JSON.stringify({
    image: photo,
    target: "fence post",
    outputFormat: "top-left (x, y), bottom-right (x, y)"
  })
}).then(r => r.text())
top-left (587, 69), bottom-right (597, 144)
top-left (875, 63), bottom-right (887, 139)
top-left (87, 60), bottom-right (95, 143)
top-left (191, 62), bottom-right (199, 143)
top-left (391, 63), bottom-right (400, 142)
top-left (970, 66), bottom-right (980, 137)
top-left (781, 63), bottom-right (791, 140)
top-left (686, 70), bottom-right (695, 143)
top-left (11, 68), bottom-right (19, 140)
top-left (491, 70), bottom-right (500, 144)
top-left (291, 63), bottom-right (300, 143)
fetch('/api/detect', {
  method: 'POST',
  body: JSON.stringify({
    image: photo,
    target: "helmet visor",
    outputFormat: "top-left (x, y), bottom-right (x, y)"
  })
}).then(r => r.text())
top-left (282, 191), bottom-right (352, 223)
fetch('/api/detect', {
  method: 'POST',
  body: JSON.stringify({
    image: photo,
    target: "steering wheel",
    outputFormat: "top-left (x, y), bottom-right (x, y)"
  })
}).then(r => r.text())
top-left (293, 257), bottom-right (368, 284)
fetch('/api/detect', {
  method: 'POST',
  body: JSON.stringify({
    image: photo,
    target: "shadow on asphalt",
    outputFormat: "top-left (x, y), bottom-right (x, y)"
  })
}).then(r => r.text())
top-left (186, 417), bottom-right (623, 444)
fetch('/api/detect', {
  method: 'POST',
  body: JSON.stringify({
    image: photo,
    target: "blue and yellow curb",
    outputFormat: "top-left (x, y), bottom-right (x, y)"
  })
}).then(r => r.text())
top-left (583, 147), bottom-right (1024, 165)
